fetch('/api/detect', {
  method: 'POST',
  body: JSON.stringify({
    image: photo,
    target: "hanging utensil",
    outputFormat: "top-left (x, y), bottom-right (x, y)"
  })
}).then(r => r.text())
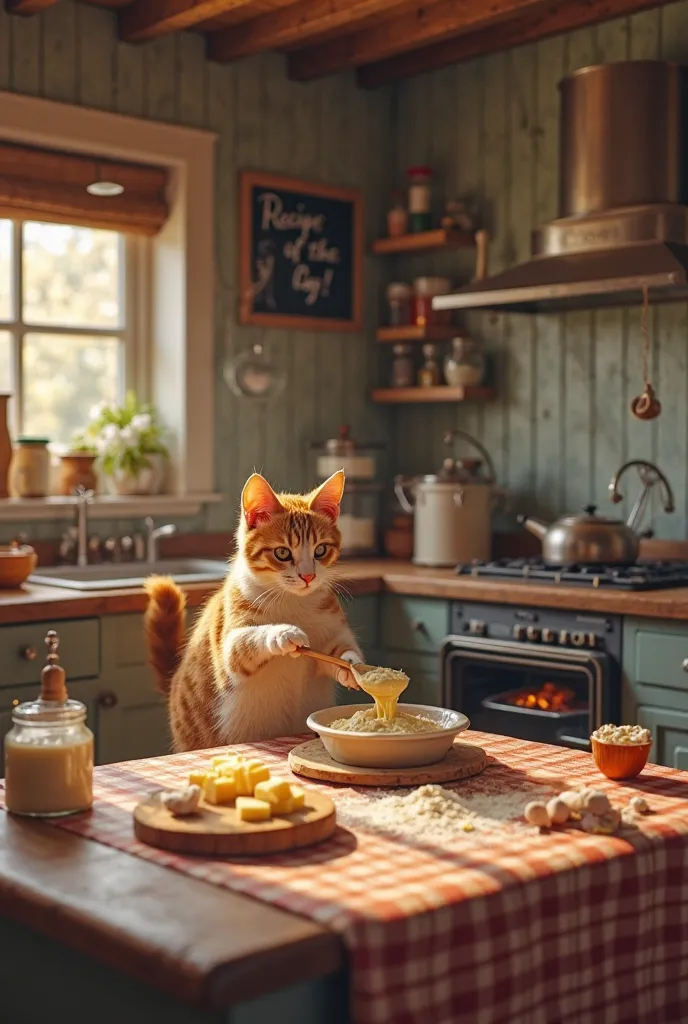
top-left (630, 287), bottom-right (661, 420)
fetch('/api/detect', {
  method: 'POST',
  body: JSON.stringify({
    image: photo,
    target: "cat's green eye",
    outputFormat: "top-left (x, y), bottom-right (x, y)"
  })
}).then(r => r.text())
top-left (274, 547), bottom-right (292, 562)
top-left (314, 543), bottom-right (327, 559)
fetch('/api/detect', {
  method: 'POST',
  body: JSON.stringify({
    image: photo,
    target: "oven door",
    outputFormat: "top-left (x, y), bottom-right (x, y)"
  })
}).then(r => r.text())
top-left (441, 635), bottom-right (615, 751)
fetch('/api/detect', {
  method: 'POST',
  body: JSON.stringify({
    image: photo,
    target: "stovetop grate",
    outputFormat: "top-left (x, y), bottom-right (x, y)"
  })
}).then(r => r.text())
top-left (455, 558), bottom-right (688, 590)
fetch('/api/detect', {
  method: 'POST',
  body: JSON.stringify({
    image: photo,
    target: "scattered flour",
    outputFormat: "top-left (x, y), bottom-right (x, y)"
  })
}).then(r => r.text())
top-left (328, 708), bottom-right (435, 734)
top-left (337, 780), bottom-right (553, 842)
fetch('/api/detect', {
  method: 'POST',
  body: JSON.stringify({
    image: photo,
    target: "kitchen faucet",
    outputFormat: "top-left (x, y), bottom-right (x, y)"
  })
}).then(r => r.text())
top-left (75, 486), bottom-right (94, 567)
top-left (144, 517), bottom-right (177, 563)
top-left (608, 460), bottom-right (675, 533)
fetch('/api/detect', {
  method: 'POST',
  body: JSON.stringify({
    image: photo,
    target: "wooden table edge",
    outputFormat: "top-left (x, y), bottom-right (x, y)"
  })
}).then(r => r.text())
top-left (0, 814), bottom-right (345, 1010)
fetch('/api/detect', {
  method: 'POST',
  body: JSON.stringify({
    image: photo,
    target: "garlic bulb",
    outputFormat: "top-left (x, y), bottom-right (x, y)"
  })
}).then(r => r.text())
top-left (581, 790), bottom-right (611, 815)
top-left (524, 801), bottom-right (551, 827)
top-left (559, 790), bottom-right (584, 813)
top-left (161, 784), bottom-right (202, 817)
top-left (546, 797), bottom-right (571, 825)
top-left (629, 796), bottom-right (649, 815)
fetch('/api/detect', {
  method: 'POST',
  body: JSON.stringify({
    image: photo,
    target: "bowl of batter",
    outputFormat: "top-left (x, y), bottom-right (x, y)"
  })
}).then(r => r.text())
top-left (306, 703), bottom-right (470, 768)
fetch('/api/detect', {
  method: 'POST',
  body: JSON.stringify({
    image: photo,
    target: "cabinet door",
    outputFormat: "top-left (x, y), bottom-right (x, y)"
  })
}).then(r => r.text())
top-left (345, 595), bottom-right (381, 658)
top-left (382, 597), bottom-right (449, 655)
top-left (0, 619), bottom-right (100, 689)
top-left (623, 617), bottom-right (688, 712)
top-left (94, 672), bottom-right (171, 765)
top-left (637, 706), bottom-right (688, 771)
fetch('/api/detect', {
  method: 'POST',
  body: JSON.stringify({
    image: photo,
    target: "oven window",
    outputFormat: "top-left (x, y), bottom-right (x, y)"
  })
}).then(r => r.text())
top-left (449, 661), bottom-right (593, 746)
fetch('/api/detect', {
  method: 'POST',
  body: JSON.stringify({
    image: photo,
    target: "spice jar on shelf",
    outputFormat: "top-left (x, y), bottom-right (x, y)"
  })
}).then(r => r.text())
top-left (418, 343), bottom-right (441, 387)
top-left (407, 167), bottom-right (432, 233)
top-left (411, 277), bottom-right (452, 327)
top-left (443, 335), bottom-right (486, 387)
top-left (391, 344), bottom-right (415, 388)
top-left (386, 190), bottom-right (408, 237)
top-left (386, 282), bottom-right (411, 327)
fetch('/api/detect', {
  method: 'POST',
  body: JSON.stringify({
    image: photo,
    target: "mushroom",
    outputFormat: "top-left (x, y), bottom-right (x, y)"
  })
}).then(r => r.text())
top-left (559, 790), bottom-right (584, 813)
top-left (580, 808), bottom-right (621, 835)
top-left (546, 797), bottom-right (571, 826)
top-left (524, 801), bottom-right (551, 828)
top-left (581, 790), bottom-right (611, 815)
top-left (629, 796), bottom-right (650, 815)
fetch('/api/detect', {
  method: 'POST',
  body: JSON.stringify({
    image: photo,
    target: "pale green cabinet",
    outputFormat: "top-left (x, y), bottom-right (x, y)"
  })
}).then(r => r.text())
top-left (382, 596), bottom-right (450, 656)
top-left (623, 617), bottom-right (688, 768)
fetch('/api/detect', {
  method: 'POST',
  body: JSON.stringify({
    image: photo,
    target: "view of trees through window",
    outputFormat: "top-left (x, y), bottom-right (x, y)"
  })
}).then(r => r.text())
top-left (0, 220), bottom-right (126, 446)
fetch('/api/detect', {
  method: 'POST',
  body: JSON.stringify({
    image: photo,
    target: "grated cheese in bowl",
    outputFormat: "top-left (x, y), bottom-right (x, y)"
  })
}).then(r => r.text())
top-left (328, 708), bottom-right (435, 734)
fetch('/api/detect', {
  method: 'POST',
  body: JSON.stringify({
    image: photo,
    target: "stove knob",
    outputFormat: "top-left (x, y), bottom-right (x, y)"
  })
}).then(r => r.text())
top-left (512, 625), bottom-right (527, 641)
top-left (469, 619), bottom-right (486, 636)
top-left (570, 631), bottom-right (586, 647)
top-left (559, 630), bottom-right (570, 646)
top-left (541, 628), bottom-right (556, 644)
top-left (526, 626), bottom-right (541, 642)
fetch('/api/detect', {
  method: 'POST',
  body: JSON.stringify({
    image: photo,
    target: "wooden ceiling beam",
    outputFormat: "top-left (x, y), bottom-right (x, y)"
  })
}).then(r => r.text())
top-left (208, 0), bottom-right (414, 62)
top-left (288, 0), bottom-right (553, 81)
top-left (357, 0), bottom-right (673, 88)
top-left (5, 0), bottom-right (59, 14)
top-left (119, 0), bottom-right (259, 43)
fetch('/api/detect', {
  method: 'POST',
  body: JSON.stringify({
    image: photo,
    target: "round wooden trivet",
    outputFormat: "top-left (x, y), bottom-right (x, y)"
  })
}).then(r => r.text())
top-left (133, 789), bottom-right (335, 856)
top-left (288, 739), bottom-right (487, 788)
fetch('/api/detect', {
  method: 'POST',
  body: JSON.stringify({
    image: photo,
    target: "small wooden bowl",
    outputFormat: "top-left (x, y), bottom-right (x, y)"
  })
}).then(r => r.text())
top-left (591, 737), bottom-right (652, 780)
top-left (0, 544), bottom-right (38, 588)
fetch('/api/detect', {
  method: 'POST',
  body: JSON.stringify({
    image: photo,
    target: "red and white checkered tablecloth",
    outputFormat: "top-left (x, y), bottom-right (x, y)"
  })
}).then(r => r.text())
top-left (28, 733), bottom-right (688, 1023)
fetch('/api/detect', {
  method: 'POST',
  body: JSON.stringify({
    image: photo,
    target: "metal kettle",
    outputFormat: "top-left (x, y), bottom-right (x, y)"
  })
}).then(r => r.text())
top-left (517, 460), bottom-right (675, 566)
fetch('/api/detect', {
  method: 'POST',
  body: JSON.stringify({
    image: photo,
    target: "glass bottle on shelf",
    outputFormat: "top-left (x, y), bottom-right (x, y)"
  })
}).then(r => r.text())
top-left (417, 343), bottom-right (440, 387)
top-left (407, 167), bottom-right (432, 233)
top-left (391, 344), bottom-right (414, 388)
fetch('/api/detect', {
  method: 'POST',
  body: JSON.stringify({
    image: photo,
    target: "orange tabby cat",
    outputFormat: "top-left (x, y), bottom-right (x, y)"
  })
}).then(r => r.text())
top-left (144, 470), bottom-right (363, 751)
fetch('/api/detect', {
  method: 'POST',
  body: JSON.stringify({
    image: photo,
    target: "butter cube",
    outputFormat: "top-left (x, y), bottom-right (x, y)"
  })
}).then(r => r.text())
top-left (212, 752), bottom-right (244, 769)
top-left (254, 777), bottom-right (294, 813)
top-left (205, 776), bottom-right (236, 805)
top-left (288, 785), bottom-right (305, 811)
top-left (235, 759), bottom-right (270, 796)
top-left (236, 796), bottom-right (272, 822)
top-left (215, 762), bottom-right (238, 779)
top-left (188, 770), bottom-right (209, 788)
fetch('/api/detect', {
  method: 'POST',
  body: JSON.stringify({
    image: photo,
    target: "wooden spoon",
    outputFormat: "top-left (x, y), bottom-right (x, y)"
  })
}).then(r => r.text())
top-left (296, 647), bottom-right (409, 719)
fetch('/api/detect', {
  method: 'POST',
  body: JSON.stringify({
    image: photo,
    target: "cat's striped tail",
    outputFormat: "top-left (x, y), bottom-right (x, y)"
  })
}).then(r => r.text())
top-left (144, 576), bottom-right (187, 695)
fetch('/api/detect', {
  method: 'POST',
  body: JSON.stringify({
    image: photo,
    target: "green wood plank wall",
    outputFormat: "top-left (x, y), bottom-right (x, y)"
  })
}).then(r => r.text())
top-left (0, 1), bottom-right (392, 538)
top-left (390, 1), bottom-right (688, 539)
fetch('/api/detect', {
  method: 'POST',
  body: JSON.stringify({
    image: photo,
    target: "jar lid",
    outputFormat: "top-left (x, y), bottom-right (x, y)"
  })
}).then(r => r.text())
top-left (12, 696), bottom-right (87, 725)
top-left (413, 277), bottom-right (451, 295)
top-left (17, 436), bottom-right (50, 445)
top-left (407, 166), bottom-right (432, 178)
top-left (386, 282), bottom-right (411, 299)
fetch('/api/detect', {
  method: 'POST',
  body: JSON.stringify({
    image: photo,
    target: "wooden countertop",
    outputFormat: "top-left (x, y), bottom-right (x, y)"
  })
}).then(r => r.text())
top-left (4, 559), bottom-right (688, 623)
top-left (0, 812), bottom-right (344, 1009)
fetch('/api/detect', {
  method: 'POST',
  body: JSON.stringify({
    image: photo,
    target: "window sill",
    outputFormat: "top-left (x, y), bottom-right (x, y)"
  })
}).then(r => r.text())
top-left (0, 494), bottom-right (222, 522)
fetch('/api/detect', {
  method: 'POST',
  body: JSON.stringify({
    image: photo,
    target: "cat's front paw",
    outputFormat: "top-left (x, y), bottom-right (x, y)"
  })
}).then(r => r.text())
top-left (266, 624), bottom-right (309, 657)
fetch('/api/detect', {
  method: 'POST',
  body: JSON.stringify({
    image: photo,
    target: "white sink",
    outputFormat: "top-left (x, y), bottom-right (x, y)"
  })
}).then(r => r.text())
top-left (30, 558), bottom-right (227, 591)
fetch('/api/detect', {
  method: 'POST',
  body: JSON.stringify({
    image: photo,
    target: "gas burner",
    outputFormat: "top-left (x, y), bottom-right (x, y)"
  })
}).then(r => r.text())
top-left (457, 558), bottom-right (688, 590)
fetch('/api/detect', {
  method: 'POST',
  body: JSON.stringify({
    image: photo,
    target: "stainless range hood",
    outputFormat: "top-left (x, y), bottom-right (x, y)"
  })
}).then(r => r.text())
top-left (436, 61), bottom-right (688, 315)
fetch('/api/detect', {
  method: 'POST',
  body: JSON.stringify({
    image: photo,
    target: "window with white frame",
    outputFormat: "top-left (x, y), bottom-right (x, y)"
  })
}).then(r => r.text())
top-left (0, 219), bottom-right (134, 447)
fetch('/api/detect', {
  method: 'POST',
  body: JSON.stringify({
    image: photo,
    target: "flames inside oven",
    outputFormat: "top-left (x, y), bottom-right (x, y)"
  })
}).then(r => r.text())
top-left (482, 682), bottom-right (586, 719)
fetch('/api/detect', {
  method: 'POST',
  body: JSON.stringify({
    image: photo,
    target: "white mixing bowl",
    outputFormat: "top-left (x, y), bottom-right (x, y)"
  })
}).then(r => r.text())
top-left (306, 703), bottom-right (470, 769)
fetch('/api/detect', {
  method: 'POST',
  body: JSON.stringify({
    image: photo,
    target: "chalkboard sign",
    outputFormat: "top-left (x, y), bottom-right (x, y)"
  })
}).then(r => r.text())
top-left (239, 171), bottom-right (363, 332)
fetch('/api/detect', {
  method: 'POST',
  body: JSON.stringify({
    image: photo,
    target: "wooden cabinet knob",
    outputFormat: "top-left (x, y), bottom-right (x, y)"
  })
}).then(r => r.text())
top-left (412, 620), bottom-right (428, 636)
top-left (21, 646), bottom-right (37, 661)
top-left (97, 691), bottom-right (118, 708)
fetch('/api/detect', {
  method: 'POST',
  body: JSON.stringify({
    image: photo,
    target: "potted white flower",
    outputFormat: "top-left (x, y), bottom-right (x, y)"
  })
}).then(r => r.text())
top-left (85, 393), bottom-right (169, 496)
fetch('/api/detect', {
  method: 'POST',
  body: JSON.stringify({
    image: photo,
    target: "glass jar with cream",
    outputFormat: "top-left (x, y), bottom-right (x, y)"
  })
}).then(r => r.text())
top-left (4, 630), bottom-right (93, 817)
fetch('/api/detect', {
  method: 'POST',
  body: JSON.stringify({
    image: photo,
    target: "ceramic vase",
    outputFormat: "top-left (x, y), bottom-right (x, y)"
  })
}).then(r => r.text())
top-left (59, 453), bottom-right (98, 496)
top-left (106, 453), bottom-right (165, 496)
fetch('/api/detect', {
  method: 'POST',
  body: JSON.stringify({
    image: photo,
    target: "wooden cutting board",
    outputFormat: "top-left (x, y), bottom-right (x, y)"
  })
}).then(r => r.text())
top-left (288, 738), bottom-right (487, 787)
top-left (133, 789), bottom-right (336, 856)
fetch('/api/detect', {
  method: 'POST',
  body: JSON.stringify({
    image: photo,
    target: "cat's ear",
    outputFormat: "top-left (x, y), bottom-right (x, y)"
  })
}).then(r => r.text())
top-left (241, 474), bottom-right (283, 529)
top-left (309, 470), bottom-right (345, 521)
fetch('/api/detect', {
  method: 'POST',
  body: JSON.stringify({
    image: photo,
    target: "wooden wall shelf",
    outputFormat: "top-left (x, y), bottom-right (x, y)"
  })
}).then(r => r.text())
top-left (371, 386), bottom-right (495, 404)
top-left (376, 325), bottom-right (457, 343)
top-left (371, 229), bottom-right (475, 255)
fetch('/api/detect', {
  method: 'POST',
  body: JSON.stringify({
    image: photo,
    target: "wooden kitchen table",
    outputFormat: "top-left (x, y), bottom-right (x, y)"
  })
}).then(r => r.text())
top-left (2, 733), bottom-right (688, 1024)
